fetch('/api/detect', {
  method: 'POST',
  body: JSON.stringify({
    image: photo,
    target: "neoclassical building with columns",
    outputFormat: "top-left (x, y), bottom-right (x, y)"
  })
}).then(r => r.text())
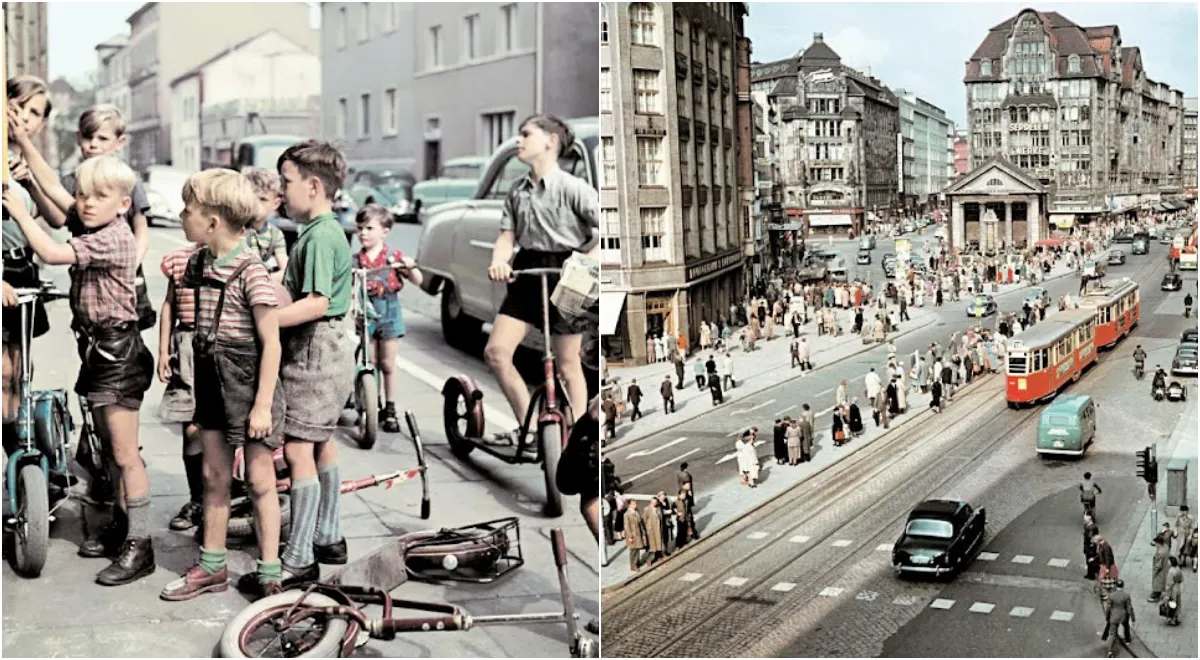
top-left (943, 157), bottom-right (1049, 252)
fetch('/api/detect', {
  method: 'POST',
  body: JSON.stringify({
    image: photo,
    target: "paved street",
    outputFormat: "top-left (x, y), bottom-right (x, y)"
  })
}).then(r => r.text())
top-left (602, 249), bottom-right (1198, 658)
top-left (1, 225), bottom-right (599, 658)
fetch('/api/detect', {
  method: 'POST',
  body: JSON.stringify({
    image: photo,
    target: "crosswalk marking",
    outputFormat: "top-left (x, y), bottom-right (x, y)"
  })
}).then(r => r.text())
top-left (1011, 554), bottom-right (1034, 564)
top-left (747, 532), bottom-right (768, 540)
top-left (1010, 606), bottom-right (1034, 618)
top-left (789, 535), bottom-right (811, 544)
top-left (832, 539), bottom-right (852, 548)
top-left (969, 602), bottom-right (995, 614)
top-left (771, 582), bottom-right (796, 592)
top-left (930, 598), bottom-right (956, 610)
top-left (978, 551), bottom-right (999, 561)
top-left (1047, 558), bottom-right (1070, 568)
top-left (723, 577), bottom-right (748, 587)
top-left (818, 587), bottom-right (844, 597)
top-left (1050, 610), bottom-right (1074, 622)
top-left (679, 572), bottom-right (703, 582)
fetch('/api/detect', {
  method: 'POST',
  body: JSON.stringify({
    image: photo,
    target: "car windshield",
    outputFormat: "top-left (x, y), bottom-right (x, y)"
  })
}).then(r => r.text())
top-left (906, 518), bottom-right (954, 539)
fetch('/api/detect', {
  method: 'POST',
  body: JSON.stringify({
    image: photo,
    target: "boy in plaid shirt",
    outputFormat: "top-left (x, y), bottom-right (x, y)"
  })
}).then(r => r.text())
top-left (3, 156), bottom-right (155, 586)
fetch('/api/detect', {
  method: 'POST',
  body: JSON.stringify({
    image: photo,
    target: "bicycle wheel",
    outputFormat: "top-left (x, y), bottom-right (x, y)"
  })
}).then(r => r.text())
top-left (218, 591), bottom-right (349, 658)
top-left (13, 464), bottom-right (49, 577)
top-left (540, 422), bottom-right (564, 518)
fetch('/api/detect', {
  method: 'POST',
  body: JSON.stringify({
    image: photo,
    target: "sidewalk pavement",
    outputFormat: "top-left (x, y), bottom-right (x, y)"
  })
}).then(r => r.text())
top-left (1119, 393), bottom-right (1197, 659)
top-left (601, 369), bottom-right (998, 589)
top-left (604, 262), bottom-right (1074, 447)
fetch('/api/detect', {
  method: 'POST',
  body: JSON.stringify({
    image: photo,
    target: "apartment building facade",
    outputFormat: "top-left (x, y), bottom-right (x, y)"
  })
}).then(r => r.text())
top-left (895, 89), bottom-right (954, 208)
top-left (1184, 98), bottom-right (1197, 191)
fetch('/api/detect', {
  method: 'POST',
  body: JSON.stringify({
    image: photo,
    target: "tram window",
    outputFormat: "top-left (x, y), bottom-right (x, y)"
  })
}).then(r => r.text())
top-left (1008, 356), bottom-right (1027, 374)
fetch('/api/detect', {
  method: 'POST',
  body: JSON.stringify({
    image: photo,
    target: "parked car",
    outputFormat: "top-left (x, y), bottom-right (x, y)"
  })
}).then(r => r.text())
top-left (270, 189), bottom-right (358, 251)
top-left (347, 160), bottom-right (419, 223)
top-left (1112, 233), bottom-right (1134, 244)
top-left (1024, 287), bottom-right (1050, 308)
top-left (416, 117), bottom-right (599, 349)
top-left (856, 249), bottom-right (872, 265)
top-left (1107, 250), bottom-right (1126, 265)
top-left (965, 294), bottom-right (997, 317)
top-left (411, 156), bottom-right (491, 214)
top-left (223, 134), bottom-right (308, 172)
top-left (1182, 328), bottom-right (1198, 344)
top-left (1160, 233), bottom-right (1176, 245)
top-left (892, 499), bottom-right (986, 577)
top-left (142, 165), bottom-right (189, 225)
top-left (1162, 272), bottom-right (1184, 291)
top-left (1172, 343), bottom-right (1198, 376)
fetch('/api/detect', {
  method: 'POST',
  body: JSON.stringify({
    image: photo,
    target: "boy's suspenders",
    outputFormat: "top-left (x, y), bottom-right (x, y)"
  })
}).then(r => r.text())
top-left (189, 251), bottom-right (256, 349)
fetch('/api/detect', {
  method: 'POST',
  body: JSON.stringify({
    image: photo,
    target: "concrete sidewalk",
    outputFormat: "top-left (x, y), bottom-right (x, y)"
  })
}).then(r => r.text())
top-left (601, 370), bottom-right (999, 589)
top-left (1119, 393), bottom-right (1197, 659)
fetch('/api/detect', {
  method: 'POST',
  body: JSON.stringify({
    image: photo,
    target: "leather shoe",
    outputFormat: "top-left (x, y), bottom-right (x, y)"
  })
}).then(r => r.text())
top-left (79, 517), bottom-right (128, 559)
top-left (234, 573), bottom-right (287, 601)
top-left (236, 562), bottom-right (319, 597)
top-left (160, 564), bottom-right (229, 601)
top-left (315, 538), bottom-right (348, 565)
top-left (96, 537), bottom-right (156, 586)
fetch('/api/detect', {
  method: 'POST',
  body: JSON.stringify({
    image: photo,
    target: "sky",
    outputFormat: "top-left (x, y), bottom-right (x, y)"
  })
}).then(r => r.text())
top-left (746, 1), bottom-right (1199, 127)
top-left (46, 2), bottom-right (322, 86)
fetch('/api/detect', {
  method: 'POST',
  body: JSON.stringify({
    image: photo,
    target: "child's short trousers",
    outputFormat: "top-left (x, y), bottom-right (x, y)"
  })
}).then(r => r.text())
top-left (192, 340), bottom-right (285, 448)
top-left (75, 322), bottom-right (154, 410)
top-left (158, 328), bottom-right (196, 423)
top-left (368, 294), bottom-right (405, 340)
top-left (280, 317), bottom-right (355, 442)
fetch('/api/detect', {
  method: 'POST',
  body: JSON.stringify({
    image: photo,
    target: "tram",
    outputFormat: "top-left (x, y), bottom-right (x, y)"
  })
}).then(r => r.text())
top-left (1077, 278), bottom-right (1141, 349)
top-left (1006, 308), bottom-right (1100, 406)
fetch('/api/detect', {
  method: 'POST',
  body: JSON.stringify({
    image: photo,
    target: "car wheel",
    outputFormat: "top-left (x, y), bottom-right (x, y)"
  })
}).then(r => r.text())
top-left (440, 282), bottom-right (483, 352)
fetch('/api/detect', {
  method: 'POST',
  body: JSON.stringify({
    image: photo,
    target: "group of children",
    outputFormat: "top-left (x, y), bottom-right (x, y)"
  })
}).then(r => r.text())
top-left (2, 75), bottom-right (420, 600)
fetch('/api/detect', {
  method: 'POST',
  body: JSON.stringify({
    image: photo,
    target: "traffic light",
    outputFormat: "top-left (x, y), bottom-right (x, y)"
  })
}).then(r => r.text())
top-left (1136, 447), bottom-right (1158, 483)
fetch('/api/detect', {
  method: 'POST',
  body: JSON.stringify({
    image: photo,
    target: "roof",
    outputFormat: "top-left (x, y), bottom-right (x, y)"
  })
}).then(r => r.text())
top-left (910, 500), bottom-right (967, 519)
top-left (798, 37), bottom-right (841, 68)
top-left (752, 56), bottom-right (800, 83)
top-left (1000, 93), bottom-right (1058, 109)
top-left (95, 33), bottom-right (128, 51)
top-left (48, 78), bottom-right (77, 96)
top-left (944, 156), bottom-right (1047, 195)
top-left (965, 9), bottom-right (1111, 82)
top-left (168, 29), bottom-right (305, 87)
top-left (1042, 393), bottom-right (1093, 416)
top-left (1010, 308), bottom-right (1095, 349)
top-left (769, 76), bottom-right (797, 98)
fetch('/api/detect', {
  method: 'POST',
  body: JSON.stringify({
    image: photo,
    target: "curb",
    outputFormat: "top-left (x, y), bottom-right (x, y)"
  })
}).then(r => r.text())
top-left (601, 373), bottom-right (1000, 594)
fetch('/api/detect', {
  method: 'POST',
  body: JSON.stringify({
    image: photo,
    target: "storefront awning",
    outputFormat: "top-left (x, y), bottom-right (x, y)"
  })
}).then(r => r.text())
top-left (807, 214), bottom-right (853, 227)
top-left (599, 291), bottom-right (627, 336)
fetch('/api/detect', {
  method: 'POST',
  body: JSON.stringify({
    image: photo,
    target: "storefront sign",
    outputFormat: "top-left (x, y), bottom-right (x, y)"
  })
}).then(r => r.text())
top-left (768, 222), bottom-right (804, 231)
top-left (686, 251), bottom-right (744, 282)
top-left (807, 214), bottom-right (853, 227)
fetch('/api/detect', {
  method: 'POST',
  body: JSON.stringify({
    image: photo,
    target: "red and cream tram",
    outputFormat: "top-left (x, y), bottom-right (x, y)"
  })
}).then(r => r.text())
top-left (1006, 308), bottom-right (1099, 405)
top-left (1078, 278), bottom-right (1141, 349)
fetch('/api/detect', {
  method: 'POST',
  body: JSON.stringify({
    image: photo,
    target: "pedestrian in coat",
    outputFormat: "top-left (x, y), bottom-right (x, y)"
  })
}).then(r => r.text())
top-left (848, 398), bottom-right (864, 437)
top-left (836, 380), bottom-right (848, 408)
top-left (672, 349), bottom-right (686, 389)
top-left (773, 419), bottom-right (788, 465)
top-left (896, 371), bottom-right (908, 412)
top-left (624, 500), bottom-right (647, 572)
top-left (693, 359), bottom-right (707, 389)
top-left (700, 322), bottom-right (712, 350)
top-left (797, 337), bottom-right (812, 371)
top-left (873, 315), bottom-right (886, 343)
top-left (1095, 535), bottom-right (1119, 591)
top-left (1161, 557), bottom-right (1183, 625)
top-left (886, 377), bottom-right (900, 416)
top-left (627, 379), bottom-right (643, 421)
top-left (646, 335), bottom-right (657, 363)
top-left (1101, 579), bottom-right (1134, 656)
top-left (799, 413), bottom-right (814, 461)
top-left (654, 491), bottom-right (674, 556)
top-left (786, 420), bottom-right (802, 465)
top-left (736, 430), bottom-right (760, 487)
top-left (656, 335), bottom-right (667, 362)
top-left (1150, 534), bottom-right (1170, 601)
top-left (677, 462), bottom-right (695, 509)
top-left (708, 371), bottom-right (724, 405)
top-left (864, 368), bottom-right (883, 407)
top-left (642, 499), bottom-right (666, 565)
top-left (873, 389), bottom-right (890, 429)
top-left (1084, 515), bottom-right (1100, 579)
top-left (831, 408), bottom-right (847, 446)
top-left (675, 490), bottom-right (697, 548)
top-left (1175, 506), bottom-right (1196, 569)
top-left (720, 352), bottom-right (736, 390)
top-left (930, 379), bottom-right (943, 413)
top-left (660, 375), bottom-right (675, 414)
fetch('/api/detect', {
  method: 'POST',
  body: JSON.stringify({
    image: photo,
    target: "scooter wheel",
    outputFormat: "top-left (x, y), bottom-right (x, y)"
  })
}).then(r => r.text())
top-left (12, 464), bottom-right (49, 577)
top-left (218, 591), bottom-right (349, 658)
top-left (443, 379), bottom-right (477, 458)
top-left (356, 372), bottom-right (379, 450)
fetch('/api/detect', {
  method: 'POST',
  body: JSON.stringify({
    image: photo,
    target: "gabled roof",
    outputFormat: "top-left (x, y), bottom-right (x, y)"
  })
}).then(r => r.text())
top-left (752, 57), bottom-right (800, 83)
top-left (797, 34), bottom-right (841, 70)
top-left (944, 156), bottom-right (1047, 195)
top-left (169, 29), bottom-right (308, 87)
top-left (966, 9), bottom-right (1109, 82)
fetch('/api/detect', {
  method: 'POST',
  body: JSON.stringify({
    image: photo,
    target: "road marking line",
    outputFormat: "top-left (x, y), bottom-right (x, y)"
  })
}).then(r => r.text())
top-left (969, 602), bottom-right (995, 614)
top-left (875, 543), bottom-right (892, 552)
top-left (978, 552), bottom-right (999, 561)
top-left (832, 539), bottom-right (852, 547)
top-left (856, 591), bottom-right (878, 601)
top-left (746, 532), bottom-right (769, 540)
top-left (1047, 557), bottom-right (1070, 568)
top-left (715, 440), bottom-right (767, 465)
top-left (1010, 606), bottom-right (1034, 618)
top-left (625, 448), bottom-right (703, 485)
top-left (1011, 554), bottom-right (1034, 564)
top-left (732, 399), bottom-right (777, 416)
top-left (892, 595), bottom-right (918, 606)
top-left (789, 535), bottom-right (811, 544)
top-left (1049, 610), bottom-right (1074, 622)
top-left (679, 572), bottom-right (703, 582)
top-left (776, 405), bottom-right (797, 415)
top-left (771, 582), bottom-right (796, 592)
top-left (818, 587), bottom-right (843, 597)
top-left (930, 598), bottom-right (956, 610)
top-left (626, 437), bottom-right (690, 459)
top-left (723, 577), bottom-right (748, 587)
top-left (393, 354), bottom-right (520, 432)
top-left (727, 427), bottom-right (747, 437)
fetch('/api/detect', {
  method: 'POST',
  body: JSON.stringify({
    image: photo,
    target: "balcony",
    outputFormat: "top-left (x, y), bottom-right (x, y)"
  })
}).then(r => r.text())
top-left (698, 186), bottom-right (708, 205)
top-left (724, 127), bottom-right (733, 144)
top-left (710, 125), bottom-right (720, 143)
top-left (696, 125), bottom-right (706, 144)
top-left (708, 69), bottom-right (719, 90)
top-left (713, 186), bottom-right (722, 204)
top-left (676, 53), bottom-right (688, 79)
top-left (692, 68), bottom-right (704, 86)
top-left (679, 120), bottom-right (691, 141)
top-left (681, 186), bottom-right (693, 206)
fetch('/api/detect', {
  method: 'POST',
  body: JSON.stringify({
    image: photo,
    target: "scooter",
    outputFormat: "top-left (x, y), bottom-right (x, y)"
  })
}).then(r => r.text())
top-left (1153, 383), bottom-right (1167, 401)
top-left (1134, 363), bottom-right (1145, 380)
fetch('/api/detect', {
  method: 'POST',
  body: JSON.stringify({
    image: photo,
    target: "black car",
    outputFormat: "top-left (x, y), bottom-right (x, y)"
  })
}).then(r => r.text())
top-left (892, 499), bottom-right (986, 577)
top-left (1132, 238), bottom-right (1149, 255)
top-left (856, 249), bottom-right (872, 265)
top-left (1183, 327), bottom-right (1198, 344)
top-left (1163, 272), bottom-right (1184, 291)
top-left (1112, 233), bottom-right (1134, 244)
top-left (1107, 250), bottom-right (1127, 265)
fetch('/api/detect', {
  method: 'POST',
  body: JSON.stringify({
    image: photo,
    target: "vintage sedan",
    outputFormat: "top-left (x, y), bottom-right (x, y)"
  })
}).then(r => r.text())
top-left (892, 499), bottom-right (987, 577)
top-left (856, 249), bottom-right (872, 265)
top-left (1107, 250), bottom-right (1127, 265)
top-left (416, 117), bottom-right (598, 350)
top-left (1174, 344), bottom-right (1199, 377)
top-left (1162, 272), bottom-right (1184, 291)
top-left (965, 294), bottom-right (997, 317)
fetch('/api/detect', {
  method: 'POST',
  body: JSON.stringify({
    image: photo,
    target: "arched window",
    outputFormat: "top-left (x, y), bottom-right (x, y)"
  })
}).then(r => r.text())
top-left (1010, 107), bottom-right (1019, 123)
top-left (1067, 54), bottom-right (1081, 74)
top-left (1019, 107), bottom-right (1029, 123)
top-left (630, 3), bottom-right (658, 46)
top-left (981, 59), bottom-right (992, 76)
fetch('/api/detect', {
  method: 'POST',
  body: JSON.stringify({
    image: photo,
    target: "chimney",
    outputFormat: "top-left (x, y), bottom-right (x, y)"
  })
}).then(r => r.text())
top-left (813, 32), bottom-right (823, 43)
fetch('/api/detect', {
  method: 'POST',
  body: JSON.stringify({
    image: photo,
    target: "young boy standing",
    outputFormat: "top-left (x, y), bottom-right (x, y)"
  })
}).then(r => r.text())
top-left (159, 169), bottom-right (286, 600)
top-left (237, 140), bottom-right (354, 595)
top-left (353, 203), bottom-right (422, 431)
top-left (2, 156), bottom-right (155, 585)
top-left (242, 168), bottom-right (289, 282)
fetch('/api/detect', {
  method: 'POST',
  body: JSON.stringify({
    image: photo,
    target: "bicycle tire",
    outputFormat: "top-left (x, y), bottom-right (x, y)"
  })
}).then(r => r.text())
top-left (13, 464), bottom-right (49, 577)
top-left (218, 591), bottom-right (348, 658)
top-left (541, 422), bottom-right (564, 518)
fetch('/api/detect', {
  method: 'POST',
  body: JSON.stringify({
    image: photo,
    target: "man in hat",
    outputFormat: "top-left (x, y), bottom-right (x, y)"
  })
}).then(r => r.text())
top-left (660, 374), bottom-right (675, 414)
top-left (623, 499), bottom-right (647, 572)
top-left (1100, 579), bottom-right (1134, 657)
top-left (626, 378), bottom-right (644, 421)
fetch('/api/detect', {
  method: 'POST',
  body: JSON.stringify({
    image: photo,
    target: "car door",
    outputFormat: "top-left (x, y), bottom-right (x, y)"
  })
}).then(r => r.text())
top-left (452, 149), bottom-right (528, 320)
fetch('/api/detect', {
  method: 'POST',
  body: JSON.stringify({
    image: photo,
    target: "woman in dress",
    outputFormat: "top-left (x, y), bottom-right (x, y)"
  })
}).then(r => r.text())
top-left (831, 407), bottom-right (847, 447)
top-left (847, 398), bottom-right (864, 437)
top-left (736, 430), bottom-right (760, 488)
top-left (929, 379), bottom-right (943, 413)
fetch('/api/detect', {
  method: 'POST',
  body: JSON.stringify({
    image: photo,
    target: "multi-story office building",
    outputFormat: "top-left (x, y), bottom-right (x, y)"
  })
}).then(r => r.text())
top-left (895, 89), bottom-right (953, 209)
top-left (322, 2), bottom-right (597, 179)
top-left (122, 2), bottom-right (317, 172)
top-left (4, 2), bottom-right (47, 81)
top-left (964, 9), bottom-right (1186, 223)
top-left (1184, 98), bottom-right (1197, 191)
top-left (599, 2), bottom-right (750, 365)
top-left (769, 33), bottom-right (900, 236)
top-left (953, 128), bottom-right (970, 177)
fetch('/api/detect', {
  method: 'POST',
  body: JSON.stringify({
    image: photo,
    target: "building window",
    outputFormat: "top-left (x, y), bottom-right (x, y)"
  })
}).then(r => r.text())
top-left (640, 207), bottom-right (668, 262)
top-left (338, 7), bottom-right (348, 49)
top-left (636, 137), bottom-right (663, 186)
top-left (383, 3), bottom-right (397, 33)
top-left (499, 4), bottom-right (518, 52)
top-left (336, 98), bottom-right (347, 139)
top-left (599, 68), bottom-right (612, 113)
top-left (632, 69), bottom-right (661, 114)
top-left (601, 208), bottom-right (621, 263)
top-left (981, 58), bottom-right (992, 76)
top-left (464, 14), bottom-right (480, 61)
top-left (357, 3), bottom-right (371, 42)
top-left (1067, 54), bottom-right (1080, 74)
top-left (359, 93), bottom-right (370, 137)
top-left (601, 137), bottom-right (617, 188)
top-left (600, 3), bottom-right (608, 43)
top-left (630, 3), bottom-right (657, 46)
top-left (481, 111), bottom-right (515, 154)
top-left (384, 89), bottom-right (397, 136)
top-left (429, 25), bottom-right (443, 68)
